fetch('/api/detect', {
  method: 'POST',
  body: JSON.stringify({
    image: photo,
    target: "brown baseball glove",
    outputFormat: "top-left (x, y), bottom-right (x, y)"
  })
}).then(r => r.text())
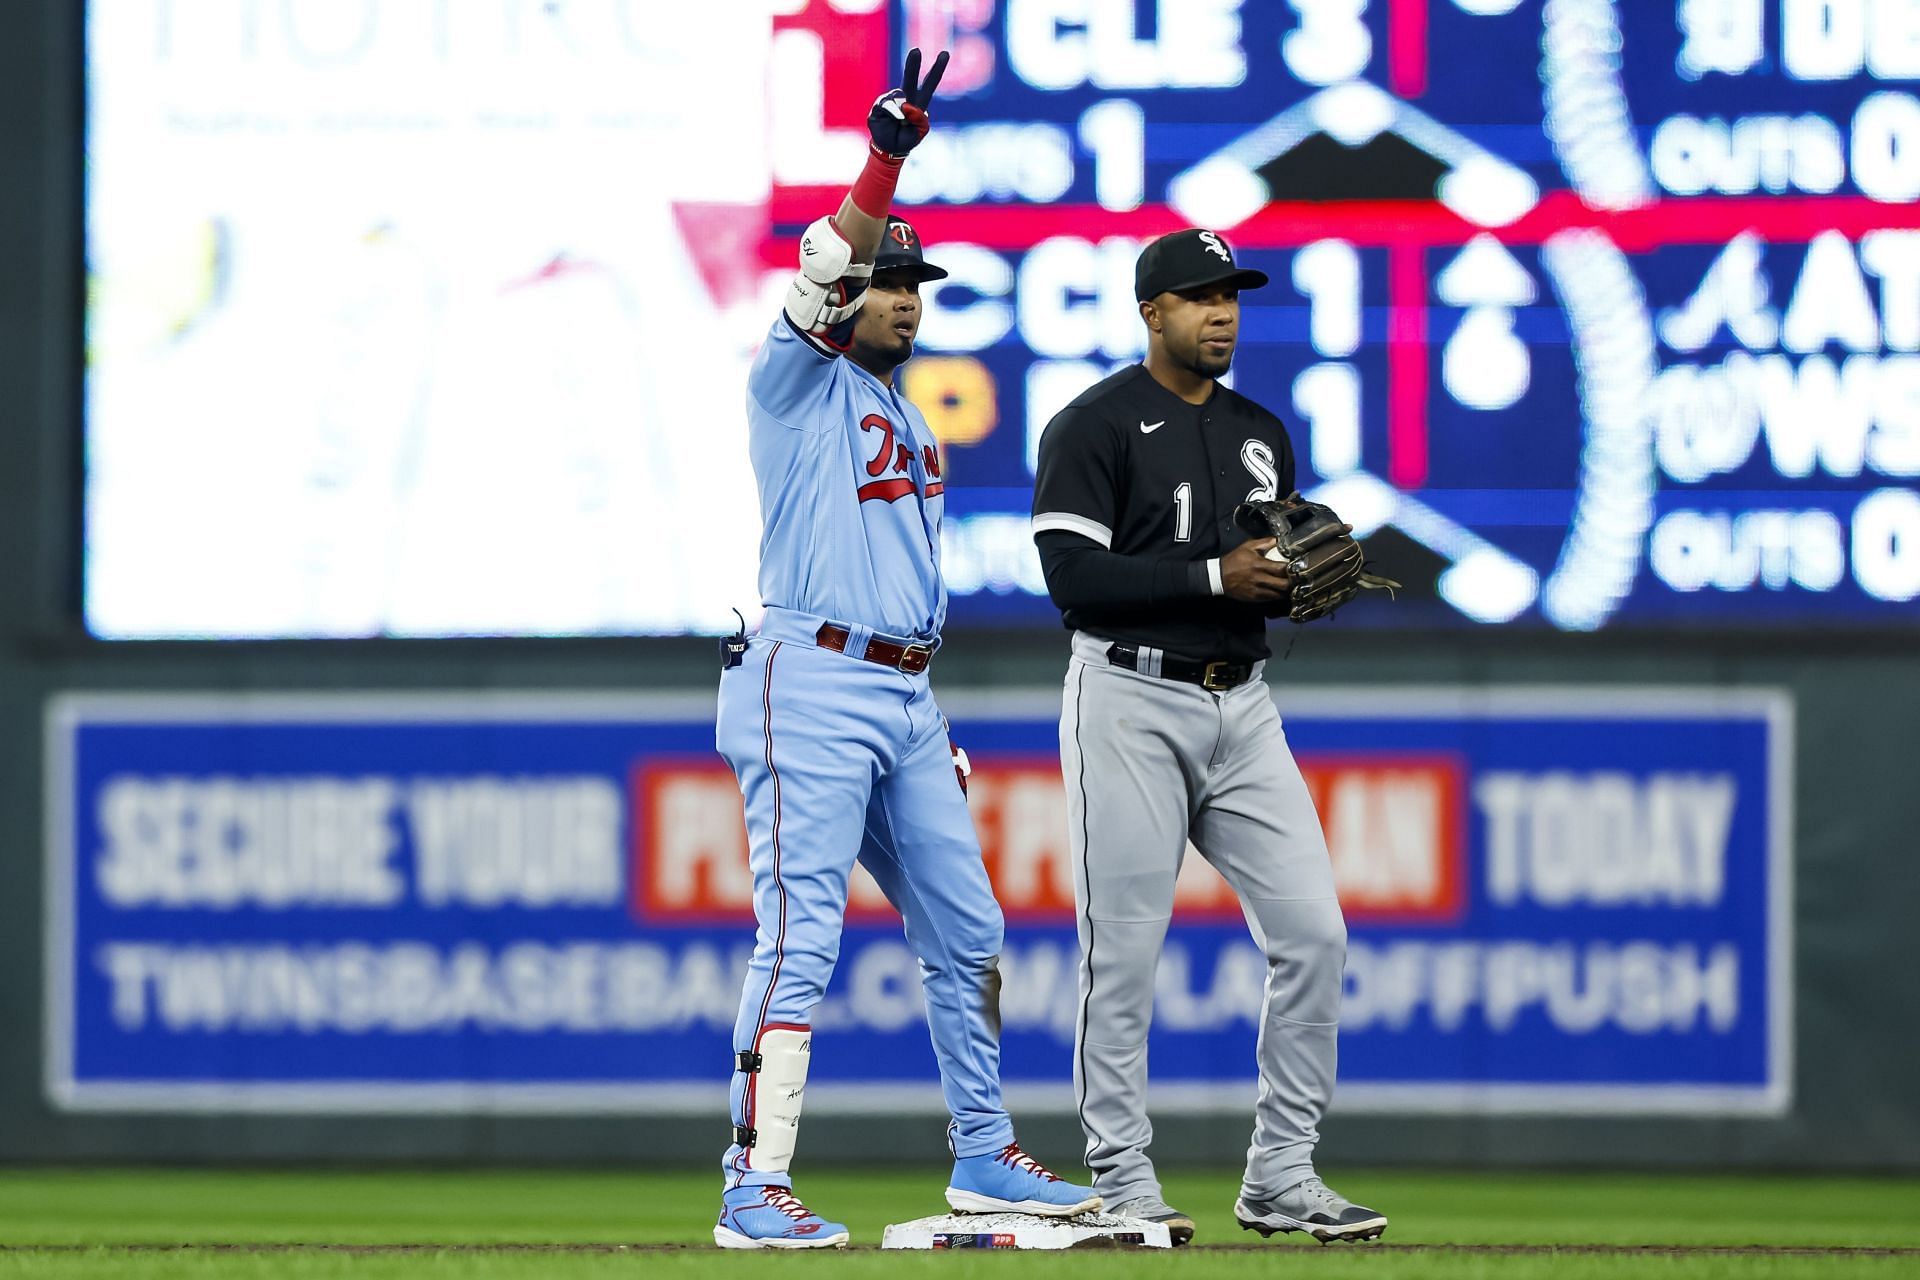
top-left (1232, 492), bottom-right (1401, 624)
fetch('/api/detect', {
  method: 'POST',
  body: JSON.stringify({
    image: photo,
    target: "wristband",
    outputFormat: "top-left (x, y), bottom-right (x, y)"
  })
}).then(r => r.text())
top-left (849, 146), bottom-right (904, 219)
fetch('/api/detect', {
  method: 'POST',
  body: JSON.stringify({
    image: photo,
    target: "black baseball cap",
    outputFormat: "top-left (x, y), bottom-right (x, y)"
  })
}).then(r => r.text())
top-left (1135, 228), bottom-right (1269, 301)
top-left (873, 217), bottom-right (948, 282)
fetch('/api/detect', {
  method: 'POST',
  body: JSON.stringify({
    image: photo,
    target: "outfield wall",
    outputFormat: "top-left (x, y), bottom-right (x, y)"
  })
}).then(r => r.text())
top-left (3, 632), bottom-right (1917, 1170)
top-left (2, 2), bottom-right (1918, 1170)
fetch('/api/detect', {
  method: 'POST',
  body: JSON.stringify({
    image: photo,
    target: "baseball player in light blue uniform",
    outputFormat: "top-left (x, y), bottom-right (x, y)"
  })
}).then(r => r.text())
top-left (710, 49), bottom-right (1098, 1250)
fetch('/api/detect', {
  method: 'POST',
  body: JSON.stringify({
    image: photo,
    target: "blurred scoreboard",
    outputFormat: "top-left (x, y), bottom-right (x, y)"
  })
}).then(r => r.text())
top-left (83, 1), bottom-right (1919, 637)
top-left (774, 0), bottom-right (1920, 629)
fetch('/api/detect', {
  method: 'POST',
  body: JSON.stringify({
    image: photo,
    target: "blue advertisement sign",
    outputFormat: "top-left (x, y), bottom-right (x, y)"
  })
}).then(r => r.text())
top-left (46, 688), bottom-right (1790, 1116)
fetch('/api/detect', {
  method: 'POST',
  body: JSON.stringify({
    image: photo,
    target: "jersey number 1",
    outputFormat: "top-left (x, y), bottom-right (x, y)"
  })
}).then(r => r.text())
top-left (1173, 482), bottom-right (1192, 542)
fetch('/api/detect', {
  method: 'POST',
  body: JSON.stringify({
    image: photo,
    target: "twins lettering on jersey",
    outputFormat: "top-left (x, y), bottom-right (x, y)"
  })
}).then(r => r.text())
top-left (858, 413), bottom-right (943, 503)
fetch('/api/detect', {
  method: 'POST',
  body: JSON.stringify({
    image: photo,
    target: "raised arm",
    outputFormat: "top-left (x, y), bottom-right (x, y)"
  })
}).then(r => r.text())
top-left (841, 47), bottom-right (947, 261)
top-left (783, 48), bottom-right (948, 349)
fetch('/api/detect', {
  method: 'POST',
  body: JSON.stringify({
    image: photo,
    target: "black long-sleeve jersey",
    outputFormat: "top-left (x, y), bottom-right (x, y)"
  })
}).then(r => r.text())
top-left (1030, 365), bottom-right (1297, 664)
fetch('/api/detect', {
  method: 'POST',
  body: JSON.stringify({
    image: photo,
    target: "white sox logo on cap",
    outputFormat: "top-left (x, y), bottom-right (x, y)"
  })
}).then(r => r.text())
top-left (1199, 231), bottom-right (1232, 261)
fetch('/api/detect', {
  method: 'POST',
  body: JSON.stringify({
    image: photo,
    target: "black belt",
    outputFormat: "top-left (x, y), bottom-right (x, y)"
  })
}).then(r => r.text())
top-left (1106, 643), bottom-right (1254, 691)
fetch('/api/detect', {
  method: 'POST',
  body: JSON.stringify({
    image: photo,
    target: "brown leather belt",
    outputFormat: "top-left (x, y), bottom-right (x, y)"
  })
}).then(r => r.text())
top-left (816, 623), bottom-right (935, 674)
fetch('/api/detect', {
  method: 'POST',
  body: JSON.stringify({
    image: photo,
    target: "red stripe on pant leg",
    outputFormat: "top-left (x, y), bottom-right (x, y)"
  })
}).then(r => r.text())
top-left (741, 641), bottom-right (788, 1173)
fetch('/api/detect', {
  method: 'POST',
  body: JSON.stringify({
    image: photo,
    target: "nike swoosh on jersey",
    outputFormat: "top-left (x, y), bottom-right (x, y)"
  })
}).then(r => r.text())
top-left (1140, 420), bottom-right (1165, 433)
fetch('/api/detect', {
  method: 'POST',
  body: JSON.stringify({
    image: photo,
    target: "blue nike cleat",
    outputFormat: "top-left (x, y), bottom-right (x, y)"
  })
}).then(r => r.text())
top-left (713, 1184), bottom-right (850, 1249)
top-left (945, 1142), bottom-right (1103, 1217)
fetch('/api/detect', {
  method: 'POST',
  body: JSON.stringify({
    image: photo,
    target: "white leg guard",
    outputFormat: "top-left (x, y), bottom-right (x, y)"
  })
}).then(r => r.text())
top-left (739, 1026), bottom-right (812, 1173)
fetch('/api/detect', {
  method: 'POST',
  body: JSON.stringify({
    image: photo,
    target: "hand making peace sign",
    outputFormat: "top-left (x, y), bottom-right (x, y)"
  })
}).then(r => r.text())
top-left (868, 47), bottom-right (950, 158)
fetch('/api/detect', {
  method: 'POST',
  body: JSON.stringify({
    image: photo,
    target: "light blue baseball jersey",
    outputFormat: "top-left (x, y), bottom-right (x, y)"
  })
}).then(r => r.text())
top-left (719, 310), bottom-right (1014, 1192)
top-left (745, 316), bottom-right (946, 639)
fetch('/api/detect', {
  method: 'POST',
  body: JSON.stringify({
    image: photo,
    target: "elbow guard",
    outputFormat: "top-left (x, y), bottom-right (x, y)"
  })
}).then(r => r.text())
top-left (784, 216), bottom-right (871, 338)
top-left (798, 216), bottom-right (854, 284)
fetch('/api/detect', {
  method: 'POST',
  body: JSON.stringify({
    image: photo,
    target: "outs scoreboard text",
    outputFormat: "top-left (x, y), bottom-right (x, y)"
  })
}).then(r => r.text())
top-left (770, 0), bottom-right (1920, 630)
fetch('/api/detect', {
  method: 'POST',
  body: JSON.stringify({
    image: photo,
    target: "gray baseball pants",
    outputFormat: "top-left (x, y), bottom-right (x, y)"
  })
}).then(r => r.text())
top-left (1058, 631), bottom-right (1346, 1207)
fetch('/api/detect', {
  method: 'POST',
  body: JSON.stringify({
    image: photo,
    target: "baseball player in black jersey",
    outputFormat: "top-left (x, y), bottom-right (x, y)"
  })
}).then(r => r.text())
top-left (1029, 229), bottom-right (1387, 1246)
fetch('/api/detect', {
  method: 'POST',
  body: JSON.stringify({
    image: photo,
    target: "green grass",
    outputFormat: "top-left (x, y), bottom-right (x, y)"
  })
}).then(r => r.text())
top-left (2, 1170), bottom-right (1917, 1279)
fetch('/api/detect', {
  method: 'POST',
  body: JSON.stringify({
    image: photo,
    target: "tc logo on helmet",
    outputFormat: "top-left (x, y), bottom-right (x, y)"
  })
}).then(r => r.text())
top-left (1199, 231), bottom-right (1232, 261)
top-left (889, 222), bottom-right (916, 248)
